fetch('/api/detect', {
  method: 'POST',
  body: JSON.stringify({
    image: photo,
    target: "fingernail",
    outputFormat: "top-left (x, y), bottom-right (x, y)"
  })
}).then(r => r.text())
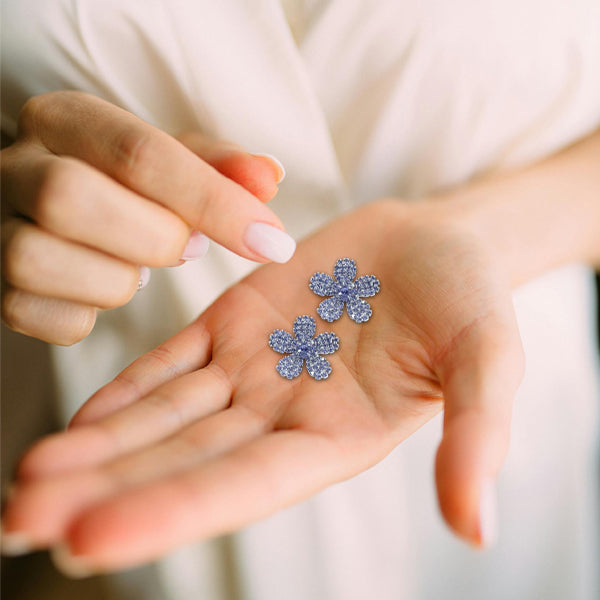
top-left (252, 153), bottom-right (286, 183)
top-left (244, 222), bottom-right (296, 263)
top-left (182, 230), bottom-right (210, 260)
top-left (51, 543), bottom-right (95, 579)
top-left (137, 266), bottom-right (151, 291)
top-left (1, 528), bottom-right (34, 556)
top-left (478, 477), bottom-right (498, 548)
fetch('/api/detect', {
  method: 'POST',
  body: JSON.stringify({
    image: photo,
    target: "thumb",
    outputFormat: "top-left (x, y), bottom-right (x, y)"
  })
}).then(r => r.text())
top-left (434, 307), bottom-right (525, 548)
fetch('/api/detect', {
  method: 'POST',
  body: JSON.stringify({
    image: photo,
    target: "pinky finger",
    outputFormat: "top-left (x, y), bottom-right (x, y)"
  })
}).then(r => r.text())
top-left (1, 287), bottom-right (97, 346)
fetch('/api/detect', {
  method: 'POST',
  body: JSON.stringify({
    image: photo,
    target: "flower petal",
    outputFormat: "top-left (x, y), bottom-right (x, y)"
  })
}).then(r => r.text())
top-left (309, 272), bottom-right (337, 297)
top-left (354, 274), bottom-right (380, 298)
top-left (346, 296), bottom-right (372, 323)
top-left (317, 297), bottom-right (344, 322)
top-left (293, 315), bottom-right (316, 341)
top-left (305, 354), bottom-right (332, 380)
top-left (268, 329), bottom-right (296, 354)
top-left (333, 258), bottom-right (357, 285)
top-left (276, 354), bottom-right (304, 379)
top-left (313, 332), bottom-right (340, 355)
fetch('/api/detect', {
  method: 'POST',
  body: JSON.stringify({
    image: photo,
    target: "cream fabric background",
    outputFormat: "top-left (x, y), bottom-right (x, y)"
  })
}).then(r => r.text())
top-left (2, 1), bottom-right (600, 598)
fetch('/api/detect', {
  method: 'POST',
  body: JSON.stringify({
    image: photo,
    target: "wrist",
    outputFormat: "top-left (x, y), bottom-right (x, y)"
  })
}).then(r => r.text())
top-left (421, 129), bottom-right (600, 287)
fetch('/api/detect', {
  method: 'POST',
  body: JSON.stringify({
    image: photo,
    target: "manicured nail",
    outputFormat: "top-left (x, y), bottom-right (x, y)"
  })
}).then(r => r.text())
top-left (137, 266), bottom-right (151, 291)
top-left (51, 544), bottom-right (95, 579)
top-left (244, 222), bottom-right (296, 263)
top-left (253, 153), bottom-right (286, 183)
top-left (1, 528), bottom-right (34, 556)
top-left (182, 230), bottom-right (210, 260)
top-left (478, 477), bottom-right (498, 548)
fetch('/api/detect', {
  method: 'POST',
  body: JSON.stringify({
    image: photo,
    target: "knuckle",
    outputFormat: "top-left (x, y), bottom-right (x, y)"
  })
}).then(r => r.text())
top-left (98, 265), bottom-right (140, 309)
top-left (145, 218), bottom-right (189, 266)
top-left (112, 129), bottom-right (158, 188)
top-left (17, 91), bottom-right (94, 138)
top-left (34, 159), bottom-right (84, 230)
top-left (1, 224), bottom-right (39, 289)
top-left (17, 95), bottom-right (47, 136)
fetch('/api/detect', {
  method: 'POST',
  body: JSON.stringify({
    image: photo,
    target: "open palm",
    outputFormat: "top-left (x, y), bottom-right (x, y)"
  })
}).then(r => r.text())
top-left (3, 201), bottom-right (524, 572)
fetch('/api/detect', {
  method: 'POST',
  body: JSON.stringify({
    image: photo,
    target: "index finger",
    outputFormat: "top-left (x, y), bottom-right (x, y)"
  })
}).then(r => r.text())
top-left (18, 92), bottom-right (295, 263)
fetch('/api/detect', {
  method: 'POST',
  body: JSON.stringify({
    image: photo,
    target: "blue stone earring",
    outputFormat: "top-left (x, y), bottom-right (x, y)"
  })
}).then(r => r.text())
top-left (269, 315), bottom-right (339, 380)
top-left (309, 258), bottom-right (380, 323)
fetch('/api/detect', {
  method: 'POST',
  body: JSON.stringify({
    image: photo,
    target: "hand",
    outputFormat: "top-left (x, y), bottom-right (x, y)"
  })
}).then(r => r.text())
top-left (1, 200), bottom-right (524, 574)
top-left (1, 91), bottom-right (291, 344)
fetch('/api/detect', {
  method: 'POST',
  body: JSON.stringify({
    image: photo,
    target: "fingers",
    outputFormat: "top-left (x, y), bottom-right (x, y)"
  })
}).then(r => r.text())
top-left (176, 131), bottom-right (284, 202)
top-left (2, 145), bottom-right (190, 267)
top-left (19, 364), bottom-right (232, 479)
top-left (434, 310), bottom-right (525, 547)
top-left (2, 404), bottom-right (273, 554)
top-left (102, 403), bottom-right (267, 485)
top-left (69, 318), bottom-right (213, 425)
top-left (0, 287), bottom-right (96, 345)
top-left (2, 219), bottom-right (140, 308)
top-left (52, 431), bottom-right (341, 573)
top-left (17, 92), bottom-right (294, 263)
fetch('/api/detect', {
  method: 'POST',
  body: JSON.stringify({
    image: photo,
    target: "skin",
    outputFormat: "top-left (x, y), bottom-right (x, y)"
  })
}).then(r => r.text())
top-left (0, 91), bottom-right (286, 344)
top-left (1, 98), bottom-right (599, 574)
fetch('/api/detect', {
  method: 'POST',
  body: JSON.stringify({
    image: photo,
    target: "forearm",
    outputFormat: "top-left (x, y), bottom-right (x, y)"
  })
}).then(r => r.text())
top-left (430, 128), bottom-right (600, 287)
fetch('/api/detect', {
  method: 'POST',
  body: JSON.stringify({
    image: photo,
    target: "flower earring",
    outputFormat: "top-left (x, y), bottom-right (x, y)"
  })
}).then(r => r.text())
top-left (268, 258), bottom-right (380, 381)
top-left (309, 258), bottom-right (380, 323)
top-left (269, 315), bottom-right (340, 380)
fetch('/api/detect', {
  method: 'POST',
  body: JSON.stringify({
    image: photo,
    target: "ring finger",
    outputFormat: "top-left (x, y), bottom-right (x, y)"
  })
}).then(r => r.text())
top-left (2, 218), bottom-right (141, 309)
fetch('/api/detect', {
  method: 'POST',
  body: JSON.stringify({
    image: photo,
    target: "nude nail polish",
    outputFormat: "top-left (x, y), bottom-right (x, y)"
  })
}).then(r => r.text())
top-left (182, 231), bottom-right (210, 260)
top-left (244, 222), bottom-right (296, 263)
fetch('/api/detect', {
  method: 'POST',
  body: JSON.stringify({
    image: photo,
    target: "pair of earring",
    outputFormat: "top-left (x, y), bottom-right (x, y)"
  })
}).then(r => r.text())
top-left (268, 258), bottom-right (381, 381)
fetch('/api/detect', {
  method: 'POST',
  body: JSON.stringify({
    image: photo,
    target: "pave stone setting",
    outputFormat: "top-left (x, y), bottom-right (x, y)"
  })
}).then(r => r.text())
top-left (269, 315), bottom-right (340, 381)
top-left (309, 258), bottom-right (380, 323)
